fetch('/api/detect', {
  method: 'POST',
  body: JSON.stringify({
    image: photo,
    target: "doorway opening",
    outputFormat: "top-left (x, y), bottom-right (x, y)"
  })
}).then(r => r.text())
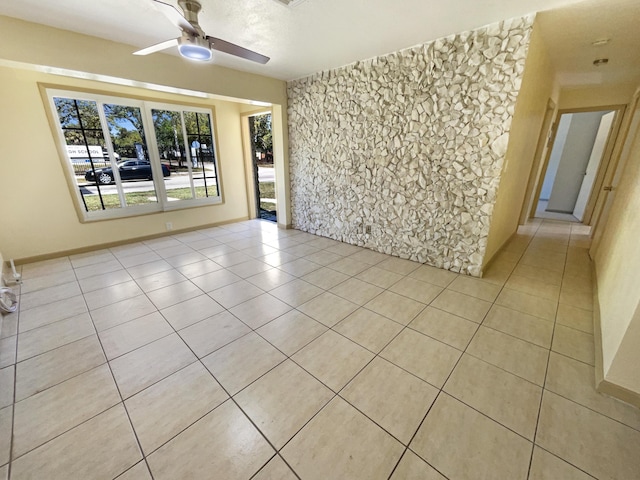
top-left (534, 108), bottom-right (618, 223)
top-left (248, 112), bottom-right (276, 222)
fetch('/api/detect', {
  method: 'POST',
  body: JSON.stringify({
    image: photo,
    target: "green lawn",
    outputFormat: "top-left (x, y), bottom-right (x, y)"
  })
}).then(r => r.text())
top-left (259, 181), bottom-right (275, 199)
top-left (83, 186), bottom-right (215, 211)
top-left (258, 181), bottom-right (276, 211)
top-left (83, 181), bottom-right (270, 211)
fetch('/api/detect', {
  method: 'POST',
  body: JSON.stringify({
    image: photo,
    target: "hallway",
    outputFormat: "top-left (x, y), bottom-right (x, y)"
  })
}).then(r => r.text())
top-left (0, 219), bottom-right (639, 479)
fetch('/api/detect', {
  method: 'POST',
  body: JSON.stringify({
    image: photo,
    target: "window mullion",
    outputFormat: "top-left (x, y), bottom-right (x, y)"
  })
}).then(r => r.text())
top-left (68, 100), bottom-right (105, 211)
top-left (180, 111), bottom-right (197, 197)
top-left (97, 101), bottom-right (127, 207)
top-left (142, 104), bottom-right (168, 209)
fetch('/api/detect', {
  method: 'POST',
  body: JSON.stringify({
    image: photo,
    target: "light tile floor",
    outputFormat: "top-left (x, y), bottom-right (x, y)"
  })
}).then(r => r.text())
top-left (1, 219), bottom-right (639, 479)
top-left (535, 200), bottom-right (580, 223)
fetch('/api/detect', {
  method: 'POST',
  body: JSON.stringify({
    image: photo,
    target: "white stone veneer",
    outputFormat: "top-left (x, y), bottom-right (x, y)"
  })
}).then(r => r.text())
top-left (287, 16), bottom-right (533, 276)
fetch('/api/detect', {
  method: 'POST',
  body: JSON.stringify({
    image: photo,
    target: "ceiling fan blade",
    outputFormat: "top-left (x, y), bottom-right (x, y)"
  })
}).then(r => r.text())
top-left (152, 0), bottom-right (199, 36)
top-left (207, 36), bottom-right (270, 64)
top-left (133, 38), bottom-right (179, 56)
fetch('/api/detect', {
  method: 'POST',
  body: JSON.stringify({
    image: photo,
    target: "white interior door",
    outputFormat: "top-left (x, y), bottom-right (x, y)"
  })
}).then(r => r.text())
top-left (573, 112), bottom-right (616, 221)
top-left (547, 112), bottom-right (605, 212)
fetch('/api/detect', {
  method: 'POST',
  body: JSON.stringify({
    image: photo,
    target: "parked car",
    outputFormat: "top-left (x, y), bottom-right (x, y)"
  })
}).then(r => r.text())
top-left (85, 161), bottom-right (170, 184)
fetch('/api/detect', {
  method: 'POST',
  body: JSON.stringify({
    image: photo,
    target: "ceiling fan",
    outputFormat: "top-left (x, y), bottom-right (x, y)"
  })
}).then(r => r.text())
top-left (133, 0), bottom-right (270, 64)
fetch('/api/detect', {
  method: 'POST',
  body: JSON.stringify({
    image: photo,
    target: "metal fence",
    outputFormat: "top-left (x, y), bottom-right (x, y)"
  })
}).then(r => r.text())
top-left (72, 154), bottom-right (217, 177)
top-left (72, 160), bottom-right (111, 175)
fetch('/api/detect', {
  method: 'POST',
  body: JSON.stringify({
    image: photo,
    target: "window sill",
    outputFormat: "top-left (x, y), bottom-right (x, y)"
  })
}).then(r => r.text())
top-left (78, 197), bottom-right (223, 223)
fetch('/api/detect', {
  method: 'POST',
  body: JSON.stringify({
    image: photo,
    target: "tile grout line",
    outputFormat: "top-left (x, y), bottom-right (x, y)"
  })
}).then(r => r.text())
top-left (7, 228), bottom-right (332, 472)
top-left (203, 248), bottom-right (456, 476)
top-left (6, 280), bottom-right (21, 480)
top-left (391, 220), bottom-right (542, 479)
top-left (384, 255), bottom-right (526, 478)
top-left (75, 260), bottom-right (158, 480)
top-left (533, 444), bottom-right (599, 479)
top-left (116, 244), bottom-right (300, 478)
top-left (154, 229), bottom-right (328, 478)
top-left (385, 225), bottom-right (547, 478)
top-left (526, 220), bottom-right (572, 480)
top-left (103, 229), bottom-right (306, 474)
top-left (529, 226), bottom-right (630, 471)
top-left (8, 225), bottom-right (497, 480)
top-left (113, 248), bottom-right (262, 472)
top-left (5, 219), bottom-right (618, 479)
top-left (436, 223), bottom-right (585, 450)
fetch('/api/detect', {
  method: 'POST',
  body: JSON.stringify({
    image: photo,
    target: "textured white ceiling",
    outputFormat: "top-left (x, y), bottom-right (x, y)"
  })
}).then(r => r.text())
top-left (0, 0), bottom-right (638, 85)
top-left (537, 0), bottom-right (640, 87)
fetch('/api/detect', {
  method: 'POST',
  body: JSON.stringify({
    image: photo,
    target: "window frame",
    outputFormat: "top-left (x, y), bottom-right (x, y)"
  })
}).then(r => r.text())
top-left (45, 87), bottom-right (223, 223)
top-left (144, 101), bottom-right (223, 211)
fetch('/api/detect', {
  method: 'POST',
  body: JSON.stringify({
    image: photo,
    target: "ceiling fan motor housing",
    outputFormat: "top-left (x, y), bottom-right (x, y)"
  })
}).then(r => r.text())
top-left (134, 0), bottom-right (269, 63)
top-left (178, 0), bottom-right (204, 33)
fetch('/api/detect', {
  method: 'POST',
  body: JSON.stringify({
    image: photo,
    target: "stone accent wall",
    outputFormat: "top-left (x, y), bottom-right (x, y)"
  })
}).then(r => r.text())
top-left (287, 16), bottom-right (533, 276)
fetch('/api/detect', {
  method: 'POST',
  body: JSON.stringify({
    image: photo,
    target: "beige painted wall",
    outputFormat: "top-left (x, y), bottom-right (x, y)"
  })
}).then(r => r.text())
top-left (0, 16), bottom-right (288, 262)
top-left (594, 105), bottom-right (640, 390)
top-left (0, 16), bottom-right (286, 105)
top-left (606, 304), bottom-right (640, 395)
top-left (559, 84), bottom-right (636, 110)
top-left (483, 22), bottom-right (557, 265)
top-left (0, 66), bottom-right (254, 260)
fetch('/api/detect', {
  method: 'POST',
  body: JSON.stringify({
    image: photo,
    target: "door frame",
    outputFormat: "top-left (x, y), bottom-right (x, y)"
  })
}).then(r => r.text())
top-left (521, 103), bottom-right (625, 224)
top-left (590, 89), bottom-right (640, 257)
top-left (520, 98), bottom-right (557, 224)
top-left (241, 108), bottom-right (272, 220)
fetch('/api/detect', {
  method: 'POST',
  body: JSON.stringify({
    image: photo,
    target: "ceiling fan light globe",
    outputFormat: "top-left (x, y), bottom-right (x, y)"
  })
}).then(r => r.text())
top-left (178, 43), bottom-right (212, 61)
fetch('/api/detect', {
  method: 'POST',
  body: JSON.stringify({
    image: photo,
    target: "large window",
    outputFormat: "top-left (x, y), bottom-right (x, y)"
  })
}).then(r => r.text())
top-left (47, 89), bottom-right (221, 221)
